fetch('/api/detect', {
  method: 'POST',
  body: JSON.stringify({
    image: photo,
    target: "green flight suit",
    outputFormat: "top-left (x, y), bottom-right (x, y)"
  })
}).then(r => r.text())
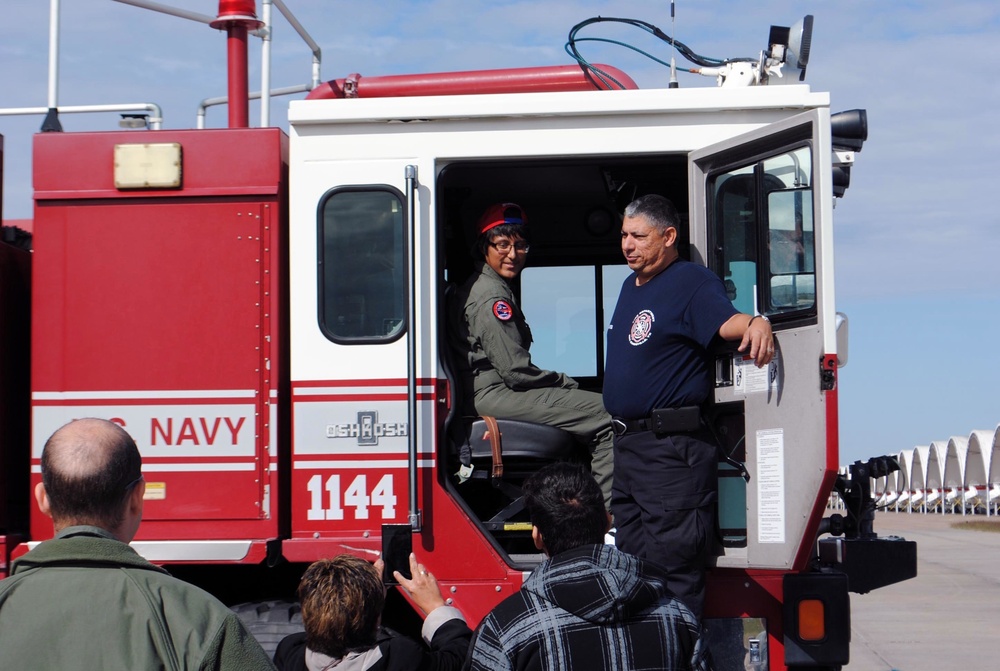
top-left (449, 262), bottom-right (614, 508)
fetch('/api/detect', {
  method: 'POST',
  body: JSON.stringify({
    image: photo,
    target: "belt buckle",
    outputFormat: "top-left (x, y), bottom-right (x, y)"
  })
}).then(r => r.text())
top-left (611, 418), bottom-right (627, 437)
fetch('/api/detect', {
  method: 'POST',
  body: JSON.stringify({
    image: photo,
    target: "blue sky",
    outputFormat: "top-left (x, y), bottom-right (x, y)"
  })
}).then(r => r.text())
top-left (2, 1), bottom-right (998, 466)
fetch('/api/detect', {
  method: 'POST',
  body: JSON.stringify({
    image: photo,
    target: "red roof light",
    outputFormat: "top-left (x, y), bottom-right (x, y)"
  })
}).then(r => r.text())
top-left (210, 0), bottom-right (262, 29)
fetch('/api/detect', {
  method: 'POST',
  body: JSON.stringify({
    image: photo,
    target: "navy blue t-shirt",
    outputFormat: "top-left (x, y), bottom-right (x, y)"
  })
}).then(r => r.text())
top-left (603, 259), bottom-right (737, 419)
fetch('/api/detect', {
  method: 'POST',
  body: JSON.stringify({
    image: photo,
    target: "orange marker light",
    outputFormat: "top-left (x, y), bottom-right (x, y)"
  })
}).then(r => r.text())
top-left (798, 599), bottom-right (826, 641)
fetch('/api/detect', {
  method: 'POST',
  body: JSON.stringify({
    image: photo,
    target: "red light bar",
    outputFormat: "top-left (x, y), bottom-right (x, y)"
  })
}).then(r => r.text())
top-left (210, 0), bottom-right (263, 30)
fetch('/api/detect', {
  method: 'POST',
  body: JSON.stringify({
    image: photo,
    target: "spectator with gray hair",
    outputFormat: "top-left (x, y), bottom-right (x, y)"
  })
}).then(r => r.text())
top-left (0, 418), bottom-right (276, 670)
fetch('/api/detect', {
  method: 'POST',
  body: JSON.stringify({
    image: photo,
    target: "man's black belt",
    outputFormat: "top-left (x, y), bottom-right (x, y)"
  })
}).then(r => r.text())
top-left (611, 406), bottom-right (701, 437)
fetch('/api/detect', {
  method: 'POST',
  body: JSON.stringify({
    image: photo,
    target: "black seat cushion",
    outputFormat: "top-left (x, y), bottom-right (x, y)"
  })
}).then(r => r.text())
top-left (463, 417), bottom-right (578, 462)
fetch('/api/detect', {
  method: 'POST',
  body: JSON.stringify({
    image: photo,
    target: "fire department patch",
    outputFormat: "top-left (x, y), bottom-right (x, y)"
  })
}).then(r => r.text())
top-left (629, 309), bottom-right (655, 346)
top-left (492, 300), bottom-right (513, 321)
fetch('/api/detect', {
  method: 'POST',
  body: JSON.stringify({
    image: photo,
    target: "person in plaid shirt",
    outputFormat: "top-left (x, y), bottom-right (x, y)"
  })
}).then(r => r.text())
top-left (464, 462), bottom-right (709, 671)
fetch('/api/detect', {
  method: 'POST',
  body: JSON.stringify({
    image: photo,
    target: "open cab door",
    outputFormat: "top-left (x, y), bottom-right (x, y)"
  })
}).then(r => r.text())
top-left (690, 108), bottom-right (850, 668)
top-left (690, 108), bottom-right (839, 573)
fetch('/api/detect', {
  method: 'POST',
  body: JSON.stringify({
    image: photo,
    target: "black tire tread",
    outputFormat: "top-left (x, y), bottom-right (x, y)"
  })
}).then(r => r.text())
top-left (231, 599), bottom-right (304, 658)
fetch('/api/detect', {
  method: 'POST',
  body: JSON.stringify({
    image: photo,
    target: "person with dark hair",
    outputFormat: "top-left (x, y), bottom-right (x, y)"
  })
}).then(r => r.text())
top-left (448, 202), bottom-right (615, 509)
top-left (0, 418), bottom-right (276, 669)
top-left (465, 462), bottom-right (708, 671)
top-left (273, 553), bottom-right (471, 671)
top-left (604, 194), bottom-right (774, 620)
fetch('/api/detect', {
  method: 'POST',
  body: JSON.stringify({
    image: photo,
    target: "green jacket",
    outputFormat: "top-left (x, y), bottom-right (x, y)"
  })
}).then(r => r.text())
top-left (450, 262), bottom-right (577, 401)
top-left (0, 526), bottom-right (276, 671)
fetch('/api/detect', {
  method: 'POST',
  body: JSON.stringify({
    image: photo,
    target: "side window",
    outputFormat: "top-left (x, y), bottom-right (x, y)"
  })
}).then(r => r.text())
top-left (602, 264), bottom-right (632, 340)
top-left (763, 148), bottom-right (815, 314)
top-left (712, 166), bottom-right (758, 316)
top-left (709, 144), bottom-right (816, 321)
top-left (520, 264), bottom-right (629, 379)
top-left (520, 266), bottom-right (598, 377)
top-left (318, 188), bottom-right (406, 342)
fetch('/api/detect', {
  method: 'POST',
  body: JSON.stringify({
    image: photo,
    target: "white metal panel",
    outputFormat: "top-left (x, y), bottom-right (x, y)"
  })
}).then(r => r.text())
top-left (294, 112), bottom-right (796, 165)
top-left (289, 86), bottom-right (828, 125)
top-left (289, 158), bottom-right (438, 382)
top-left (688, 110), bottom-right (836, 570)
top-left (288, 84), bottom-right (841, 571)
top-left (289, 88), bottom-right (831, 387)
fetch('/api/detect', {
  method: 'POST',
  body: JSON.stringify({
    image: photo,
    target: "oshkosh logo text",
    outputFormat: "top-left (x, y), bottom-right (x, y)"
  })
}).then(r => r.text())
top-left (326, 411), bottom-right (408, 446)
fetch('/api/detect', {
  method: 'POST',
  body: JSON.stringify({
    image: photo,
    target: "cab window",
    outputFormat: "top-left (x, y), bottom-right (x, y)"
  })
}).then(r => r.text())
top-left (318, 188), bottom-right (406, 342)
top-left (709, 145), bottom-right (816, 321)
top-left (520, 264), bottom-right (629, 379)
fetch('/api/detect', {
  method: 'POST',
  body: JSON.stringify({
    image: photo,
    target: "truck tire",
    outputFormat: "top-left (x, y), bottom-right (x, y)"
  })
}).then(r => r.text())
top-left (231, 599), bottom-right (304, 659)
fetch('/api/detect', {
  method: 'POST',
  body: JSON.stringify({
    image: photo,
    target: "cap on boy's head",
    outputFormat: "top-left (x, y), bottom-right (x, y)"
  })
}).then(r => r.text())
top-left (478, 202), bottom-right (527, 235)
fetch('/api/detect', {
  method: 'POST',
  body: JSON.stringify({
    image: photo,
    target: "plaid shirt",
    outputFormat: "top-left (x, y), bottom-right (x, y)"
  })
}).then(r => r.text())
top-left (465, 544), bottom-right (709, 671)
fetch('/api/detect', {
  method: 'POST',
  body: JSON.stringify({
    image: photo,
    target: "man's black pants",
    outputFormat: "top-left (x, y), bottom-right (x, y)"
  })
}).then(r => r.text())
top-left (611, 429), bottom-right (718, 620)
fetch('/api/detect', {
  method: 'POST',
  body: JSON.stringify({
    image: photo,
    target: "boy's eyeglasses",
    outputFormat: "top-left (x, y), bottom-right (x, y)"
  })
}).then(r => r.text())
top-left (489, 240), bottom-right (530, 254)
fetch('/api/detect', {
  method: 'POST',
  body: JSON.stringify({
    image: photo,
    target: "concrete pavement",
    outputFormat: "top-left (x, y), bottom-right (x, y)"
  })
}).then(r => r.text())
top-left (845, 511), bottom-right (1000, 669)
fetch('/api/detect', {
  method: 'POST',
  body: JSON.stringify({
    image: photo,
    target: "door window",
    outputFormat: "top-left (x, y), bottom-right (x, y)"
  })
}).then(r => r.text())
top-left (708, 145), bottom-right (816, 321)
top-left (318, 188), bottom-right (406, 342)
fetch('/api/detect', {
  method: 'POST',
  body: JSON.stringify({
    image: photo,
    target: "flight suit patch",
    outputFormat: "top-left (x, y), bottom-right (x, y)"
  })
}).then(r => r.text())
top-left (492, 300), bottom-right (513, 321)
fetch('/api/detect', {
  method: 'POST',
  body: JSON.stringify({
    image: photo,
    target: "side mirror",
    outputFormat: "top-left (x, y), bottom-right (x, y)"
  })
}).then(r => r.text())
top-left (831, 109), bottom-right (868, 153)
top-left (831, 110), bottom-right (867, 198)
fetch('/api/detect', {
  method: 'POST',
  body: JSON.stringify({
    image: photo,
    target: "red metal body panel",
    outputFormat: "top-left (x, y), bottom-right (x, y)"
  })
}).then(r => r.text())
top-left (32, 129), bottom-right (285, 201)
top-left (29, 128), bottom-right (288, 552)
top-left (285, 377), bottom-right (529, 624)
top-left (792, 354), bottom-right (840, 570)
top-left (0, 535), bottom-right (26, 579)
top-left (823, 355), bottom-right (840, 474)
top-left (306, 64), bottom-right (639, 100)
top-left (705, 569), bottom-right (787, 667)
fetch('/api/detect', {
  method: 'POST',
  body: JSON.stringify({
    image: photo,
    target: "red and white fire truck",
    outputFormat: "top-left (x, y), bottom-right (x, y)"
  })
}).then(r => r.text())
top-left (0, 3), bottom-right (916, 669)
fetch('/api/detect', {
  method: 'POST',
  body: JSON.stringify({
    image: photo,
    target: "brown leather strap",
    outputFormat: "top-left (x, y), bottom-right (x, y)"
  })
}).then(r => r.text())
top-left (481, 415), bottom-right (503, 481)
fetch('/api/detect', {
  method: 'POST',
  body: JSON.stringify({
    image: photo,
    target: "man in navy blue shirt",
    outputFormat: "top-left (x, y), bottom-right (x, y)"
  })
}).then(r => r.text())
top-left (603, 194), bottom-right (774, 620)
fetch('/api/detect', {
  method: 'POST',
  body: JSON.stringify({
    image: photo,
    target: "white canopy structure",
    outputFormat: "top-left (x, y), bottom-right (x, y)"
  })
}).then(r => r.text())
top-left (910, 446), bottom-right (929, 513)
top-left (924, 441), bottom-right (948, 513)
top-left (879, 464), bottom-right (900, 509)
top-left (843, 424), bottom-right (1000, 517)
top-left (988, 426), bottom-right (1000, 515)
top-left (964, 429), bottom-right (995, 515)
top-left (943, 436), bottom-right (969, 513)
top-left (895, 448), bottom-right (913, 512)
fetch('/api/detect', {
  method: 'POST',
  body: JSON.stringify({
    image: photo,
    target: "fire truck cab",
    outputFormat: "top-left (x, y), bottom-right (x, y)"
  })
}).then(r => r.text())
top-left (5, 6), bottom-right (916, 670)
top-left (285, 81), bottom-right (854, 668)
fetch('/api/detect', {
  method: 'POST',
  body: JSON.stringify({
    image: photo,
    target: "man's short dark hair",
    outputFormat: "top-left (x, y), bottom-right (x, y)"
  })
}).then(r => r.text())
top-left (40, 419), bottom-right (142, 529)
top-left (298, 555), bottom-right (385, 659)
top-left (523, 462), bottom-right (607, 557)
top-left (623, 194), bottom-right (681, 235)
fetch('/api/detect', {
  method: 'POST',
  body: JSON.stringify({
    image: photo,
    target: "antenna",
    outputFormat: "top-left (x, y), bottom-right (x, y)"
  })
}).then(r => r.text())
top-left (668, 1), bottom-right (679, 88)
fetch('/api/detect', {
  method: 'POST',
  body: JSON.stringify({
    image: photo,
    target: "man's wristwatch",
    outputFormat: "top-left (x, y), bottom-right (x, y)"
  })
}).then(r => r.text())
top-left (747, 314), bottom-right (770, 328)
